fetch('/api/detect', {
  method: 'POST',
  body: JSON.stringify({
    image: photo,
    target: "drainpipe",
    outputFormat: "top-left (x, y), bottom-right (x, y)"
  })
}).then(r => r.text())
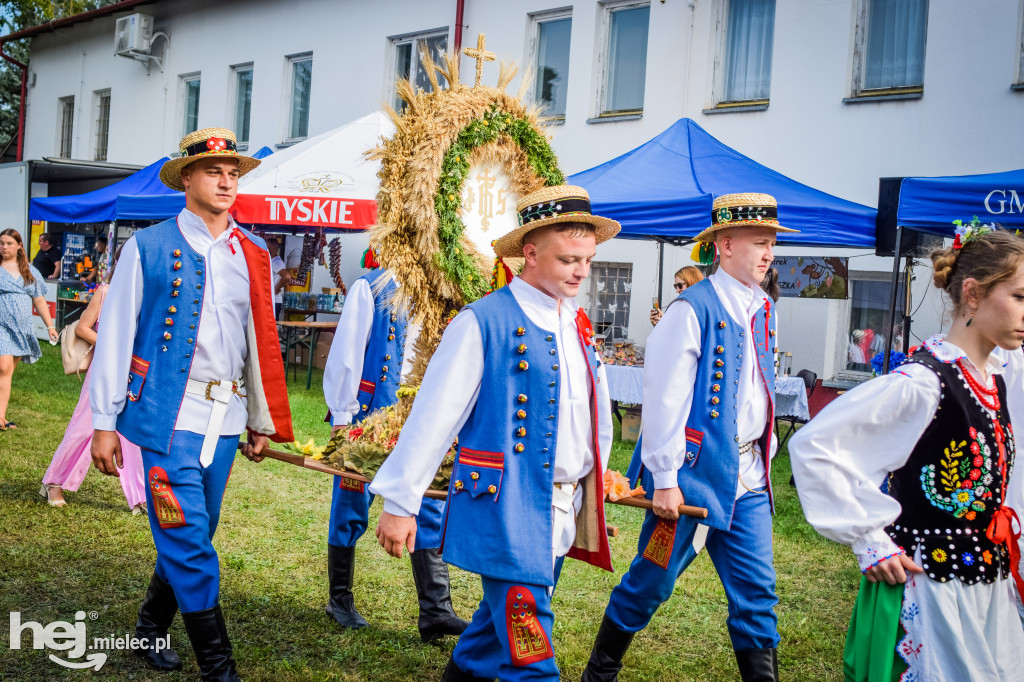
top-left (0, 45), bottom-right (27, 161)
top-left (454, 0), bottom-right (465, 54)
top-left (681, 0), bottom-right (697, 117)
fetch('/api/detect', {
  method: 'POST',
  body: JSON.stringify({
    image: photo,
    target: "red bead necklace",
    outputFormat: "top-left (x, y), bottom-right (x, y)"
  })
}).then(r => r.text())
top-left (956, 358), bottom-right (1007, 471)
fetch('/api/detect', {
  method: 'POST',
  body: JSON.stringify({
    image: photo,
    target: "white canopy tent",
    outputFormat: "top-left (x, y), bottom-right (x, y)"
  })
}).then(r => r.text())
top-left (233, 111), bottom-right (394, 231)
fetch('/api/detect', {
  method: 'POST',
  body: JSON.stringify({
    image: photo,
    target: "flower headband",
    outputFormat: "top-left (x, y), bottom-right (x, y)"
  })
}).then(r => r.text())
top-left (951, 216), bottom-right (995, 250)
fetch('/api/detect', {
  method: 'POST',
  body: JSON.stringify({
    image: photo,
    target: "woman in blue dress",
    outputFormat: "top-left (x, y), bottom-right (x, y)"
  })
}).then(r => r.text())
top-left (0, 228), bottom-right (59, 431)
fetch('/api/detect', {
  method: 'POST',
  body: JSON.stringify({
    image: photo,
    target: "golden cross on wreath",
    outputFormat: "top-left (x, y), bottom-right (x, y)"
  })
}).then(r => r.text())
top-left (463, 33), bottom-right (495, 87)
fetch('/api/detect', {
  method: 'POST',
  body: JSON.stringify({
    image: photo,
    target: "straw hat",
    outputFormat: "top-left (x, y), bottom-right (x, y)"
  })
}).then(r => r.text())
top-left (693, 192), bottom-right (798, 243)
top-left (492, 185), bottom-right (621, 259)
top-left (160, 127), bottom-right (261, 192)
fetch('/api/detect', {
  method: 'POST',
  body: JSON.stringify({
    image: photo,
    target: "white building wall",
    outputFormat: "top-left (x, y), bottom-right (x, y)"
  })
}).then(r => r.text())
top-left (20, 0), bottom-right (1022, 378)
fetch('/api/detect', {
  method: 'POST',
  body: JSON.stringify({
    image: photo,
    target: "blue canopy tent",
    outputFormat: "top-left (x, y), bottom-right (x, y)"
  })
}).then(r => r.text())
top-left (30, 156), bottom-right (171, 223)
top-left (30, 146), bottom-right (275, 223)
top-left (569, 118), bottom-right (877, 248)
top-left (876, 167), bottom-right (1024, 371)
top-left (896, 167), bottom-right (1024, 235)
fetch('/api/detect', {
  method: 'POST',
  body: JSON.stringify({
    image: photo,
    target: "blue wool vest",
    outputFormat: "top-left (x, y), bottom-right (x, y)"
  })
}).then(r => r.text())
top-left (627, 277), bottom-right (776, 530)
top-left (352, 269), bottom-right (407, 422)
top-left (117, 218), bottom-right (267, 455)
top-left (441, 285), bottom-right (601, 586)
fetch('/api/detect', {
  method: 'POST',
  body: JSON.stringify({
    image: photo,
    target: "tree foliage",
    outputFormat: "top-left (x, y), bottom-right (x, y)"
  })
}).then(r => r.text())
top-left (0, 1), bottom-right (120, 153)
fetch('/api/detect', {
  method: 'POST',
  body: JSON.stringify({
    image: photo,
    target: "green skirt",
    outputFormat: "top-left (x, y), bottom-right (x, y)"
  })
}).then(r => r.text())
top-left (843, 576), bottom-right (909, 682)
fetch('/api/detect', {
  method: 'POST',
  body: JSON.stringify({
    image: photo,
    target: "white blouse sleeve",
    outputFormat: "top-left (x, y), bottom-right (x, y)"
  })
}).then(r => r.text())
top-left (789, 362), bottom-right (940, 572)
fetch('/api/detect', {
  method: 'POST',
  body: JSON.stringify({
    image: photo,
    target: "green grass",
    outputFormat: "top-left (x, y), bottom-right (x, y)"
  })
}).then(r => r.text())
top-left (0, 346), bottom-right (857, 680)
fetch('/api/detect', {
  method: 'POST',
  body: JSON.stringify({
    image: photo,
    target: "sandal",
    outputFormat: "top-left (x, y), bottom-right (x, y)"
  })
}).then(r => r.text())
top-left (39, 484), bottom-right (67, 508)
top-left (1, 421), bottom-right (16, 431)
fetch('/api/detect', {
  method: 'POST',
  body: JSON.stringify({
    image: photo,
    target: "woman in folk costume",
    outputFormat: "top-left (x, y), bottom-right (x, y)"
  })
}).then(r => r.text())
top-left (372, 185), bottom-right (618, 681)
top-left (90, 128), bottom-right (292, 681)
top-left (789, 224), bottom-right (1024, 680)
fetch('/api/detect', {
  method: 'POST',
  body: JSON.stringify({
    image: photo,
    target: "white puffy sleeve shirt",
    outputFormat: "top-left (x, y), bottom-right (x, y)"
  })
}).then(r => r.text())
top-left (789, 337), bottom-right (1006, 572)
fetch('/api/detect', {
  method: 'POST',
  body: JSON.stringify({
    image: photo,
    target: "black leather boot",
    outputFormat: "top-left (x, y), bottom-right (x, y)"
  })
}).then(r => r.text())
top-left (580, 615), bottom-right (636, 682)
top-left (735, 647), bottom-right (779, 682)
top-left (134, 573), bottom-right (182, 671)
top-left (326, 544), bottom-right (368, 629)
top-left (410, 547), bottom-right (469, 643)
top-left (440, 654), bottom-right (493, 681)
top-left (181, 605), bottom-right (240, 682)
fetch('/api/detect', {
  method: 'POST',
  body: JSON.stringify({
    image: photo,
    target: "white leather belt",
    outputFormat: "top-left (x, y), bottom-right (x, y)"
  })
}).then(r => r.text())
top-left (185, 378), bottom-right (243, 467)
top-left (552, 481), bottom-right (579, 513)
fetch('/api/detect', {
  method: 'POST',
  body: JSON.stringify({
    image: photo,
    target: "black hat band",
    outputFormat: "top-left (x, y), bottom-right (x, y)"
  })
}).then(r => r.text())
top-left (518, 196), bottom-right (592, 226)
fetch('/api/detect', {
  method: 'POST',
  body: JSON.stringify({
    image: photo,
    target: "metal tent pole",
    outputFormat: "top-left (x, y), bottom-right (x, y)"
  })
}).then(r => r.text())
top-left (883, 225), bottom-right (904, 374)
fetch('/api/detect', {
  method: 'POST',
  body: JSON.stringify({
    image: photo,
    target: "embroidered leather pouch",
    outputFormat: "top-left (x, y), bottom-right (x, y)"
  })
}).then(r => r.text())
top-left (452, 447), bottom-right (504, 500)
top-left (126, 354), bottom-right (149, 402)
top-left (684, 427), bottom-right (704, 467)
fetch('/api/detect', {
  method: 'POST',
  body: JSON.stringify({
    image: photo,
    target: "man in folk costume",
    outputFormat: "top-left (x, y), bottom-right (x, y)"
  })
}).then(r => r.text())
top-left (371, 185), bottom-right (618, 681)
top-left (90, 128), bottom-right (293, 682)
top-left (321, 248), bottom-right (469, 640)
top-left (582, 194), bottom-right (796, 682)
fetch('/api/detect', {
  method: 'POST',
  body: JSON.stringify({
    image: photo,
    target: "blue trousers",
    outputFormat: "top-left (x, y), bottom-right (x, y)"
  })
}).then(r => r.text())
top-left (141, 430), bottom-right (240, 614)
top-left (453, 566), bottom-right (565, 682)
top-left (328, 476), bottom-right (444, 551)
top-left (605, 489), bottom-right (780, 651)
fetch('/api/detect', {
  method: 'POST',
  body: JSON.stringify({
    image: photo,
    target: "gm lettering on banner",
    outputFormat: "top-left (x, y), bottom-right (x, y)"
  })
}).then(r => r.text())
top-left (232, 194), bottom-right (377, 229)
top-left (984, 189), bottom-right (1024, 215)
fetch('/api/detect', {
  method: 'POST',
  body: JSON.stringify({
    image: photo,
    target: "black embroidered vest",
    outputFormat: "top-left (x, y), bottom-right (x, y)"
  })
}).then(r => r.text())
top-left (886, 349), bottom-right (1015, 584)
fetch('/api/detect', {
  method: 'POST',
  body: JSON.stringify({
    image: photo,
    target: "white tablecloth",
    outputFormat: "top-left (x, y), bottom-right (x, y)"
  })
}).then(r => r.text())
top-left (603, 364), bottom-right (644, 404)
top-left (603, 365), bottom-right (811, 420)
top-left (774, 376), bottom-right (810, 420)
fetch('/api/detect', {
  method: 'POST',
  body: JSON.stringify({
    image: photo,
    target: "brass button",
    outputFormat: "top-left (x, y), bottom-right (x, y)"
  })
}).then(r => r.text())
top-left (552, 364), bottom-right (559, 371)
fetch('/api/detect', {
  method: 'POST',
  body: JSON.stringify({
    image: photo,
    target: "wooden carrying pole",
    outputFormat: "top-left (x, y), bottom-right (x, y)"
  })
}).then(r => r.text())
top-left (252, 447), bottom-right (709, 519)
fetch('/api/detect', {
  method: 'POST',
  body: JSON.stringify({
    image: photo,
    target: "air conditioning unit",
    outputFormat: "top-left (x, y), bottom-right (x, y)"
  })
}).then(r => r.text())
top-left (114, 13), bottom-right (154, 56)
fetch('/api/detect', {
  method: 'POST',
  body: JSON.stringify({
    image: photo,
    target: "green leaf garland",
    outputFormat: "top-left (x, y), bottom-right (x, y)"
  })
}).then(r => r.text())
top-left (434, 106), bottom-right (565, 304)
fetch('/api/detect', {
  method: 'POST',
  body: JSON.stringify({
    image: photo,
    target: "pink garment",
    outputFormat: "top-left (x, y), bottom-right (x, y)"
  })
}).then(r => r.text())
top-left (42, 285), bottom-right (146, 508)
top-left (42, 369), bottom-right (146, 507)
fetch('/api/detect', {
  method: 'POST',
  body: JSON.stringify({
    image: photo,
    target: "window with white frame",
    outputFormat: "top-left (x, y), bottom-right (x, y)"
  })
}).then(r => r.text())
top-left (587, 262), bottom-right (633, 340)
top-left (93, 90), bottom-right (110, 161)
top-left (181, 74), bottom-right (201, 136)
top-left (842, 273), bottom-right (905, 375)
top-left (598, 2), bottom-right (650, 115)
top-left (286, 54), bottom-right (312, 142)
top-left (57, 96), bottom-right (74, 158)
top-left (529, 10), bottom-right (572, 119)
top-left (232, 65), bottom-right (253, 148)
top-left (853, 0), bottom-right (928, 94)
top-left (391, 29), bottom-right (448, 111)
top-left (718, 0), bottom-right (776, 104)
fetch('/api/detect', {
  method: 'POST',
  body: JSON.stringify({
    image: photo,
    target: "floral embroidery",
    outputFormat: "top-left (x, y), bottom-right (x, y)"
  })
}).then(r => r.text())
top-left (982, 550), bottom-right (993, 564)
top-left (931, 548), bottom-right (947, 563)
top-left (920, 429), bottom-right (995, 517)
top-left (962, 552), bottom-right (975, 566)
top-left (900, 602), bottom-right (919, 623)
